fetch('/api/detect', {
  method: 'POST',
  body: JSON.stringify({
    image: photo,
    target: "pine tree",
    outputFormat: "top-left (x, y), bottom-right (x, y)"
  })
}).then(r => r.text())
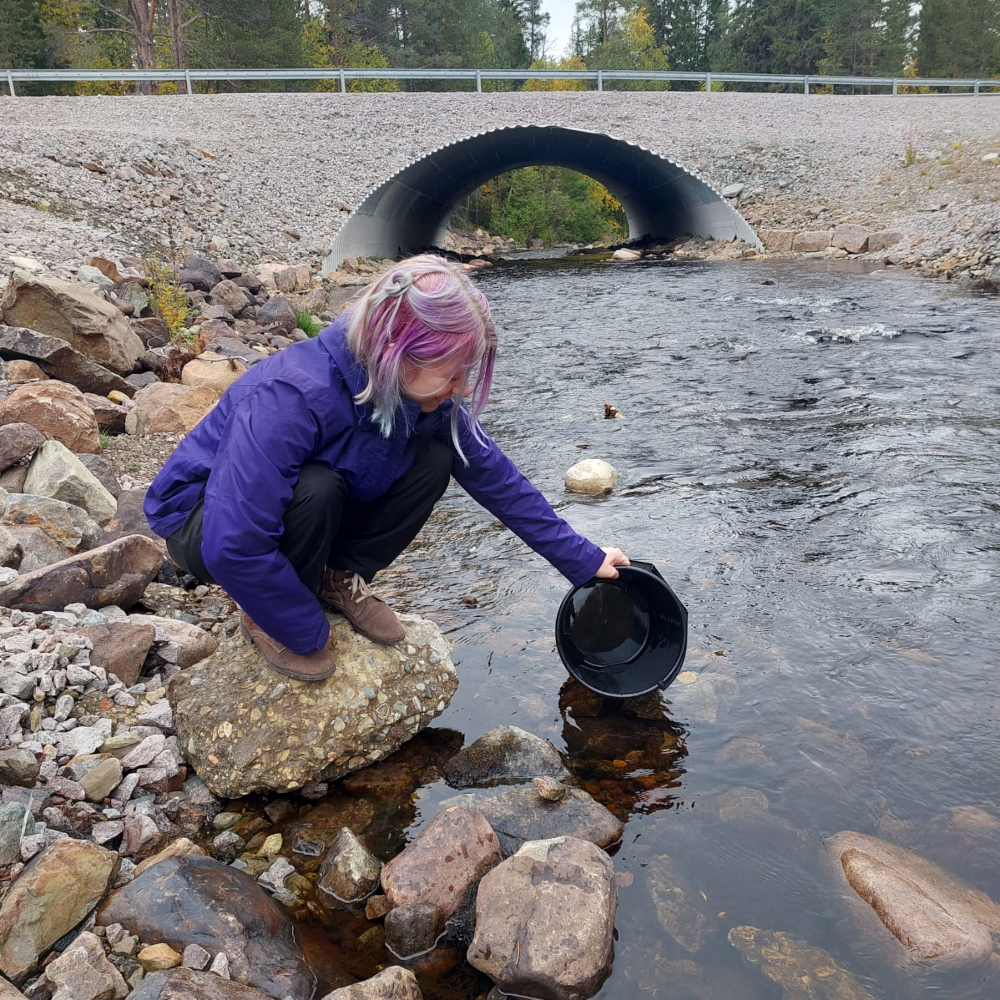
top-left (917, 0), bottom-right (1000, 78)
top-left (0, 0), bottom-right (47, 71)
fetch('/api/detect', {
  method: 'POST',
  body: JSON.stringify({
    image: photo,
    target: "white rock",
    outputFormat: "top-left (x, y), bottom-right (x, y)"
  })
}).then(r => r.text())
top-left (565, 459), bottom-right (618, 495)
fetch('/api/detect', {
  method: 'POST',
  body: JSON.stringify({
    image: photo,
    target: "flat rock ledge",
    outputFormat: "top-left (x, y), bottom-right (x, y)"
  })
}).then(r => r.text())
top-left (170, 612), bottom-right (458, 798)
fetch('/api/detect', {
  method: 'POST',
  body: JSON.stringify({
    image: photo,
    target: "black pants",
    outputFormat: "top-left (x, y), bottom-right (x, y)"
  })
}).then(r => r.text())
top-left (166, 439), bottom-right (453, 591)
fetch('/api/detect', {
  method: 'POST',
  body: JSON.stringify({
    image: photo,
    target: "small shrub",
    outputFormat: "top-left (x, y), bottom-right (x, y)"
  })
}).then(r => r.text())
top-left (144, 255), bottom-right (193, 340)
top-left (904, 144), bottom-right (917, 168)
top-left (295, 308), bottom-right (323, 338)
top-left (99, 429), bottom-right (111, 450)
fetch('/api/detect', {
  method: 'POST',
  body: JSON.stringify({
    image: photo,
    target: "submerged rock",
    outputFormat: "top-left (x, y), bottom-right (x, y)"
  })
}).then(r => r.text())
top-left (475, 786), bottom-right (623, 857)
top-left (318, 966), bottom-right (422, 1000)
top-left (317, 828), bottom-right (383, 907)
top-left (442, 725), bottom-right (567, 788)
top-left (467, 836), bottom-right (618, 1000)
top-left (384, 903), bottom-right (445, 959)
top-left (96, 854), bottom-right (315, 998)
top-left (728, 925), bottom-right (874, 1000)
top-left (171, 613), bottom-right (457, 798)
top-left (646, 853), bottom-right (715, 954)
top-left (824, 831), bottom-right (1000, 971)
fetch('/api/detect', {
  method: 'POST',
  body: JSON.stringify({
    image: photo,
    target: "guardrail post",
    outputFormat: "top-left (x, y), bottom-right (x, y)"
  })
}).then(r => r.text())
top-left (892, 78), bottom-right (898, 95)
top-left (705, 72), bottom-right (712, 93)
top-left (597, 70), bottom-right (603, 92)
top-left (975, 79), bottom-right (981, 96)
top-left (5, 70), bottom-right (14, 98)
top-left (184, 69), bottom-right (193, 95)
top-left (804, 76), bottom-right (809, 95)
top-left (476, 69), bottom-right (482, 93)
top-left (339, 69), bottom-right (346, 93)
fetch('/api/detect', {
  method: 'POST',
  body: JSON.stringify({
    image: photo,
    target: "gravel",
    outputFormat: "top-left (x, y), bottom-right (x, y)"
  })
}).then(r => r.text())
top-left (1, 91), bottom-right (999, 271)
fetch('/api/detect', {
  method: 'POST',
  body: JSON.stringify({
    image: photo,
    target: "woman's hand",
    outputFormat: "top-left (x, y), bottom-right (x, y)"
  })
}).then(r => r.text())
top-left (595, 546), bottom-right (630, 579)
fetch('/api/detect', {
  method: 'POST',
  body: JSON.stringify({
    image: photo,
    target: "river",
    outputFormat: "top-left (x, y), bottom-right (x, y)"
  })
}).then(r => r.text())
top-left (294, 256), bottom-right (1000, 999)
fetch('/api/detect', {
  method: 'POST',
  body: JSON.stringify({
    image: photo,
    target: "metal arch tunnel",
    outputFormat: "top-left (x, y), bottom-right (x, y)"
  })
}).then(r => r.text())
top-left (323, 124), bottom-right (759, 272)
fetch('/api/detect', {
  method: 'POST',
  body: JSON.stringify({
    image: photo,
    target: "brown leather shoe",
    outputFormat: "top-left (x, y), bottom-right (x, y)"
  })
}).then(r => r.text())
top-left (239, 613), bottom-right (337, 681)
top-left (320, 569), bottom-right (406, 644)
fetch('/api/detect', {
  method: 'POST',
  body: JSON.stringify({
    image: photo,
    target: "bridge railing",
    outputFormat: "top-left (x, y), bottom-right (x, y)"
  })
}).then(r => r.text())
top-left (4, 66), bottom-right (1000, 97)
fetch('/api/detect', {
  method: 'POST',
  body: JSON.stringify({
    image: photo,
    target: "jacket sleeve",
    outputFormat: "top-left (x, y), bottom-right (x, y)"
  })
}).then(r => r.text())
top-left (450, 413), bottom-right (605, 586)
top-left (200, 378), bottom-right (331, 654)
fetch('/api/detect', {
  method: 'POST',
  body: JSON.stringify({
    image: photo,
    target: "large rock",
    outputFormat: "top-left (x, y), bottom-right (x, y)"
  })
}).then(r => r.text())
top-left (125, 383), bottom-right (218, 436)
top-left (646, 853), bottom-right (714, 954)
top-left (0, 270), bottom-right (143, 375)
top-left (317, 828), bottom-right (383, 906)
top-left (73, 620), bottom-right (157, 685)
top-left (443, 725), bottom-right (567, 788)
top-left (129, 613), bottom-right (217, 669)
top-left (170, 613), bottom-right (458, 797)
top-left (0, 526), bottom-right (22, 570)
top-left (42, 930), bottom-right (128, 1000)
top-left (177, 255), bottom-right (222, 292)
top-left (0, 381), bottom-right (101, 453)
top-left (824, 831), bottom-right (1000, 970)
top-left (0, 749), bottom-right (39, 788)
top-left (96, 854), bottom-right (315, 999)
top-left (102, 488), bottom-right (163, 545)
top-left (181, 352), bottom-right (246, 395)
top-left (791, 231), bottom-right (833, 253)
top-left (0, 534), bottom-right (162, 612)
top-left (84, 394), bottom-right (128, 434)
top-left (128, 969), bottom-right (277, 1000)
top-left (2, 492), bottom-right (102, 553)
top-left (23, 440), bottom-right (117, 525)
top-left (0, 423), bottom-right (45, 473)
top-left (0, 976), bottom-right (26, 999)
top-left (728, 926), bottom-right (874, 1000)
top-left (868, 231), bottom-right (904, 253)
top-left (0, 326), bottom-right (135, 397)
top-left (467, 837), bottom-right (618, 1000)
top-left (5, 526), bottom-right (73, 571)
top-left (0, 838), bottom-right (120, 984)
top-left (77, 453), bottom-right (123, 499)
top-left (319, 967), bottom-right (421, 1000)
top-left (209, 280), bottom-right (251, 315)
top-left (475, 786), bottom-right (624, 857)
top-left (256, 296), bottom-right (297, 334)
top-left (381, 807), bottom-right (501, 918)
top-left (831, 224), bottom-right (870, 254)
top-left (759, 229), bottom-right (796, 252)
top-left (564, 459), bottom-right (617, 495)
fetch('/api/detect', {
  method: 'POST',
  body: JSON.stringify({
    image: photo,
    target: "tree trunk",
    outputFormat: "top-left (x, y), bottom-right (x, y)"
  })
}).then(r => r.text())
top-left (167, 0), bottom-right (189, 93)
top-left (127, 0), bottom-right (159, 95)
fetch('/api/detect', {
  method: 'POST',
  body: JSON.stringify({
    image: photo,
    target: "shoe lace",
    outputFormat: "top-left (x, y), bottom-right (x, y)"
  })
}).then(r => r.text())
top-left (347, 572), bottom-right (374, 603)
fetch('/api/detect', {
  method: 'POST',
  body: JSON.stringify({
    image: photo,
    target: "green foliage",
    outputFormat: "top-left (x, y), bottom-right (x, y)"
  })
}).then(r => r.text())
top-left (917, 0), bottom-right (1000, 79)
top-left (294, 308), bottom-right (323, 337)
top-left (587, 7), bottom-right (671, 89)
top-left (453, 167), bottom-right (626, 244)
top-left (99, 428), bottom-right (112, 450)
top-left (144, 256), bottom-right (192, 340)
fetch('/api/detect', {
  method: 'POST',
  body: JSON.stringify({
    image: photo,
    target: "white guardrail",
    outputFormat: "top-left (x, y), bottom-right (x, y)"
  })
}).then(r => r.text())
top-left (3, 66), bottom-right (1000, 97)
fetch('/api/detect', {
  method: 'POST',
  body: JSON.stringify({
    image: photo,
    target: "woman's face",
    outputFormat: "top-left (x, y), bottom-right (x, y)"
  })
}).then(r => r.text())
top-left (401, 358), bottom-right (471, 413)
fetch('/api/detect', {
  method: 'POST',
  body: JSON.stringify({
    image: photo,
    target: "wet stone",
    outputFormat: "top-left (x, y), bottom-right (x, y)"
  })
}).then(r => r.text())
top-left (384, 903), bottom-right (445, 960)
top-left (646, 853), bottom-right (715, 954)
top-left (317, 827), bottom-right (383, 907)
top-left (127, 967), bottom-right (276, 999)
top-left (318, 966), bottom-right (422, 1000)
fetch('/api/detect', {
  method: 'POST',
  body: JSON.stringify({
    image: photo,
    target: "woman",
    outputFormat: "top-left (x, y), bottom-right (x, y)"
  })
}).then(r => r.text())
top-left (145, 254), bottom-right (629, 681)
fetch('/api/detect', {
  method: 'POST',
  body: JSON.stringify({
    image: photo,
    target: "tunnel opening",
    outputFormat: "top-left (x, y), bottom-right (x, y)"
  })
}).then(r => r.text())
top-left (323, 125), bottom-right (759, 273)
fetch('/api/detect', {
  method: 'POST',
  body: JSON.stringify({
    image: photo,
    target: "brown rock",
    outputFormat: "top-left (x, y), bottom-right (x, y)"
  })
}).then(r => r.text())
top-left (138, 943), bottom-right (182, 971)
top-left (129, 613), bottom-right (217, 668)
top-left (4, 361), bottom-right (46, 383)
top-left (0, 271), bottom-right (144, 375)
top-left (209, 280), bottom-right (250, 315)
top-left (131, 318), bottom-right (170, 349)
top-left (0, 468), bottom-right (27, 492)
top-left (180, 352), bottom-right (246, 395)
top-left (792, 231), bottom-right (833, 253)
top-left (317, 828), bottom-right (383, 906)
top-left (831, 224), bottom-right (870, 254)
top-left (0, 534), bottom-right (163, 612)
top-left (0, 526), bottom-right (23, 570)
top-left (381, 807), bottom-right (501, 918)
top-left (2, 491), bottom-right (102, 553)
top-left (759, 229), bottom-right (796, 252)
top-left (318, 967), bottom-right (421, 1000)
top-left (102, 488), bottom-right (164, 546)
top-left (73, 620), bottom-right (156, 685)
top-left (84, 394), bottom-right (127, 434)
top-left (868, 230), bottom-right (904, 253)
top-left (77, 453), bottom-right (123, 499)
top-left (0, 975), bottom-right (26, 999)
top-left (127, 968), bottom-right (277, 999)
top-left (79, 757), bottom-right (123, 802)
top-left (133, 837), bottom-right (208, 879)
top-left (125, 383), bottom-right (218, 436)
top-left (0, 381), bottom-right (101, 453)
top-left (256, 296), bottom-right (297, 334)
top-left (0, 423), bottom-right (45, 473)
top-left (0, 838), bottom-right (120, 983)
top-left (42, 930), bottom-right (128, 1000)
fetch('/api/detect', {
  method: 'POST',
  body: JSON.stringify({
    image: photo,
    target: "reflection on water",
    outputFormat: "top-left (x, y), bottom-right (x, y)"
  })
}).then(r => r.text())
top-left (289, 258), bottom-right (1000, 998)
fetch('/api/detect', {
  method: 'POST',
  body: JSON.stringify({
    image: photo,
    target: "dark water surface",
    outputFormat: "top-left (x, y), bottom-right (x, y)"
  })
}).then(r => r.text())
top-left (296, 257), bottom-right (1000, 999)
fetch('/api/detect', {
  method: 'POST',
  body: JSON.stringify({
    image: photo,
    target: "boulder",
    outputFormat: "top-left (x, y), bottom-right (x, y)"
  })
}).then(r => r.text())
top-left (131, 318), bottom-right (170, 349)
top-left (0, 381), bottom-right (102, 454)
top-left (77, 453), bottom-right (123, 499)
top-left (42, 930), bottom-right (128, 1000)
top-left (0, 270), bottom-right (144, 375)
top-left (824, 831), bottom-right (1000, 970)
top-left (0, 469), bottom-right (27, 493)
top-left (0, 749), bottom-right (39, 788)
top-left (84, 394), bottom-right (127, 434)
top-left (475, 786), bottom-right (624, 857)
top-left (0, 534), bottom-right (162, 612)
top-left (2, 492), bottom-right (102, 553)
top-left (177, 256), bottom-right (222, 292)
top-left (667, 670), bottom-right (739, 724)
top-left (611, 249), bottom-right (641, 261)
top-left (4, 360), bottom-right (46, 383)
top-left (256, 296), bottom-right (297, 334)
top-left (0, 326), bottom-right (135, 397)
top-left (0, 804), bottom-right (32, 865)
top-left (318, 967), bottom-right (422, 1000)
top-left (0, 838), bottom-right (120, 983)
top-left (443, 725), bottom-right (567, 788)
top-left (5, 526), bottom-right (74, 571)
top-left (73, 620), bottom-right (157, 686)
top-left (209, 280), bottom-right (250, 315)
top-left (129, 613), bottom-right (217, 669)
top-left (258, 263), bottom-right (311, 294)
top-left (729, 926), bottom-right (874, 1000)
top-left (868, 231), bottom-right (904, 253)
top-left (0, 526), bottom-right (22, 570)
top-left (170, 613), bottom-right (458, 797)
top-left (0, 423), bottom-right (45, 473)
top-left (381, 807), bottom-right (501, 918)
top-left (96, 854), bottom-right (315, 998)
top-left (102, 488), bottom-right (162, 545)
top-left (564, 459), bottom-right (618, 495)
top-left (384, 903), bottom-right (444, 959)
top-left (180, 352), bottom-right (246, 395)
top-left (646, 853), bottom-right (714, 954)
top-left (831, 224), bottom-right (870, 254)
top-left (759, 229), bottom-right (796, 252)
top-left (23, 440), bottom-right (116, 525)
top-left (317, 828), bottom-right (383, 906)
top-left (467, 837), bottom-right (618, 1000)
top-left (0, 976), bottom-right (26, 999)
top-left (125, 383), bottom-right (218, 436)
top-left (791, 231), bottom-right (833, 253)
top-left (128, 969), bottom-right (277, 999)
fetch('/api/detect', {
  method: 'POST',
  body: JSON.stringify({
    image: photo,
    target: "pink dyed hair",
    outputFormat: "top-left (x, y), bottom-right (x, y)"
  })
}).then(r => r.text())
top-left (346, 254), bottom-right (498, 461)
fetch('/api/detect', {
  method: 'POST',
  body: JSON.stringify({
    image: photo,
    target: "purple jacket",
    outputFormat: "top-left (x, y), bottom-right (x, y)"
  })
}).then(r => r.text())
top-left (145, 316), bottom-right (605, 653)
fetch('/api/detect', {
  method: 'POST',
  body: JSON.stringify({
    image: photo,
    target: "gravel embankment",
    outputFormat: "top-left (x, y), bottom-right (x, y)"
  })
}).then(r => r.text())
top-left (1, 91), bottom-right (999, 270)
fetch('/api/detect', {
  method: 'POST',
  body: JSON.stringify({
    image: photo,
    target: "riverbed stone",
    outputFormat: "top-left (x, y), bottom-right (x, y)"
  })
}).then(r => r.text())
top-left (729, 925), bottom-right (874, 1000)
top-left (467, 836), bottom-right (618, 1000)
top-left (381, 806), bottom-right (501, 918)
top-left (181, 352), bottom-right (246, 395)
top-left (564, 459), bottom-right (618, 495)
top-left (831, 224), bottom-right (870, 254)
top-left (170, 612), bottom-right (457, 798)
top-left (0, 270), bottom-right (144, 375)
top-left (79, 757), bottom-right (123, 802)
top-left (0, 423), bottom-right (45, 473)
top-left (129, 614), bottom-right (218, 669)
top-left (646, 853), bottom-right (714, 954)
top-left (0, 838), bottom-right (120, 983)
top-left (443, 725), bottom-right (567, 788)
top-left (824, 831), bottom-right (1000, 970)
top-left (475, 786), bottom-right (624, 857)
top-left (759, 229), bottom-right (796, 252)
top-left (2, 492), bottom-right (102, 553)
top-left (138, 943), bottom-right (183, 971)
top-left (125, 383), bottom-right (218, 436)
top-left (667, 670), bottom-right (738, 723)
top-left (319, 966), bottom-right (422, 1000)
top-left (74, 620), bottom-right (157, 685)
top-left (0, 380), bottom-right (102, 454)
top-left (317, 828), bottom-right (383, 906)
top-left (792, 230), bottom-right (833, 253)
top-left (384, 903), bottom-right (445, 959)
top-left (22, 440), bottom-right (117, 525)
top-left (0, 804), bottom-right (33, 865)
top-left (0, 535), bottom-right (162, 612)
top-left (96, 854), bottom-right (314, 997)
top-left (128, 968), bottom-right (277, 999)
top-left (43, 930), bottom-right (128, 1000)
top-left (868, 230), bottom-right (904, 253)
top-left (0, 749), bottom-right (39, 788)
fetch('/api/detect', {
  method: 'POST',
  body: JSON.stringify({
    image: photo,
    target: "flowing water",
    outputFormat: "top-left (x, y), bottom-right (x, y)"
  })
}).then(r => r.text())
top-left (289, 257), bottom-right (1000, 999)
